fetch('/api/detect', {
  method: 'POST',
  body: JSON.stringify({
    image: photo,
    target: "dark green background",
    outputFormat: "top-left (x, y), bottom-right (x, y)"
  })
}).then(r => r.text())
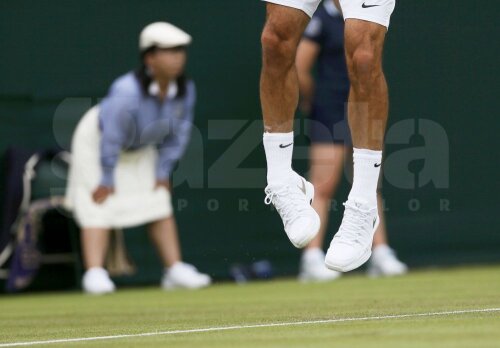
top-left (0, 0), bottom-right (498, 286)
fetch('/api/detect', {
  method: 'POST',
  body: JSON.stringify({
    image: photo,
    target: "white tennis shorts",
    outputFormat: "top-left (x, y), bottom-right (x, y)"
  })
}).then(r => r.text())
top-left (262, 0), bottom-right (396, 28)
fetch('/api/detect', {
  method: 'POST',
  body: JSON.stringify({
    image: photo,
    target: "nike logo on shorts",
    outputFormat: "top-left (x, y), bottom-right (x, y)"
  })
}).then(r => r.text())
top-left (362, 2), bottom-right (380, 8)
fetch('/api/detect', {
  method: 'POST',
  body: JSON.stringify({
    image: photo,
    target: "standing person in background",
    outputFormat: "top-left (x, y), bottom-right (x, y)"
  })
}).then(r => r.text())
top-left (65, 22), bottom-right (211, 294)
top-left (296, 0), bottom-right (407, 281)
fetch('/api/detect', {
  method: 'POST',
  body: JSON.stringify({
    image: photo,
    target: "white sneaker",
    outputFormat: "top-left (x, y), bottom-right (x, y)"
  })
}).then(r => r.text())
top-left (82, 267), bottom-right (116, 295)
top-left (264, 174), bottom-right (320, 248)
top-left (325, 200), bottom-right (379, 272)
top-left (367, 245), bottom-right (408, 277)
top-left (298, 248), bottom-right (342, 282)
top-left (162, 262), bottom-right (211, 290)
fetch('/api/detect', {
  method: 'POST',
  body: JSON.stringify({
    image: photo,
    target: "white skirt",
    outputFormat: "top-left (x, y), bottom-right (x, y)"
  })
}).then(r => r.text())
top-left (65, 106), bottom-right (172, 229)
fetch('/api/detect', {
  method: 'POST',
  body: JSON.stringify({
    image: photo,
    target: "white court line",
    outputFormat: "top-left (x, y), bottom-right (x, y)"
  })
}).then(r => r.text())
top-left (1, 307), bottom-right (499, 347)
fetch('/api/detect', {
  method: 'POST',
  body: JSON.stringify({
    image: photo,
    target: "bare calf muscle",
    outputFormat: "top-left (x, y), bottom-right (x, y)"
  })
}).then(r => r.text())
top-left (344, 19), bottom-right (388, 150)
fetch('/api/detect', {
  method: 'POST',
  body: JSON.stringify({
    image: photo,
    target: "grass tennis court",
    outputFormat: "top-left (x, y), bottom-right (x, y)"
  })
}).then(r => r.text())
top-left (1, 266), bottom-right (499, 348)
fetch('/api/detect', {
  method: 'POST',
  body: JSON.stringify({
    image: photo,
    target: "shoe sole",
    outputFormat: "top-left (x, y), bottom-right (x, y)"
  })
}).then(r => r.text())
top-left (297, 272), bottom-right (342, 283)
top-left (367, 265), bottom-right (409, 278)
top-left (325, 248), bottom-right (372, 273)
top-left (83, 285), bottom-right (116, 295)
top-left (292, 214), bottom-right (320, 248)
top-left (162, 279), bottom-right (212, 290)
top-left (84, 289), bottom-right (116, 295)
top-left (324, 215), bottom-right (380, 273)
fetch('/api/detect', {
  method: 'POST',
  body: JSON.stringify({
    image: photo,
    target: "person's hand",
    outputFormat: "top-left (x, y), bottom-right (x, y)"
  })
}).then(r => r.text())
top-left (92, 186), bottom-right (114, 204)
top-left (155, 179), bottom-right (171, 191)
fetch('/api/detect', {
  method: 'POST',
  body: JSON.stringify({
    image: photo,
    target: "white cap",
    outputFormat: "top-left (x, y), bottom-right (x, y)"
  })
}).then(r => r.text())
top-left (139, 22), bottom-right (192, 51)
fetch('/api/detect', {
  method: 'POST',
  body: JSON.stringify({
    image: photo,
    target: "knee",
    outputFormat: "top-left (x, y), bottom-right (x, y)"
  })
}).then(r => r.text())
top-left (316, 184), bottom-right (334, 201)
top-left (312, 178), bottom-right (336, 201)
top-left (261, 25), bottom-right (296, 69)
top-left (348, 48), bottom-right (380, 88)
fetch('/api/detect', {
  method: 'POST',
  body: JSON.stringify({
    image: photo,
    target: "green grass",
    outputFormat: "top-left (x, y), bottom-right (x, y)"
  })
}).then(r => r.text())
top-left (1, 266), bottom-right (499, 347)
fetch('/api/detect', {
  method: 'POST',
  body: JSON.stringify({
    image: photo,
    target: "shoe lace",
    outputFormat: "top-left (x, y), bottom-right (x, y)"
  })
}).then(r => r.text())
top-left (334, 202), bottom-right (376, 246)
top-left (264, 185), bottom-right (309, 225)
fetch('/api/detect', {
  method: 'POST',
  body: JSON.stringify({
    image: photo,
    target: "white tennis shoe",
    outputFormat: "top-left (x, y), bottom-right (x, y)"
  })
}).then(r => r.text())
top-left (82, 267), bottom-right (116, 295)
top-left (325, 200), bottom-right (379, 272)
top-left (162, 262), bottom-right (211, 290)
top-left (264, 173), bottom-right (320, 248)
top-left (298, 248), bottom-right (342, 282)
top-left (367, 245), bottom-right (408, 277)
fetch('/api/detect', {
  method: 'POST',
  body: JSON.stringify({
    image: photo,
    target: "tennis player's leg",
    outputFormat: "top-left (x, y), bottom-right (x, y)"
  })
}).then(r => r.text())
top-left (261, 1), bottom-right (322, 248)
top-left (326, 0), bottom-right (396, 272)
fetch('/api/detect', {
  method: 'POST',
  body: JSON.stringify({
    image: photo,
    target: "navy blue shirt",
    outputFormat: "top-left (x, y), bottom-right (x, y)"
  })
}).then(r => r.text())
top-left (303, 1), bottom-right (349, 107)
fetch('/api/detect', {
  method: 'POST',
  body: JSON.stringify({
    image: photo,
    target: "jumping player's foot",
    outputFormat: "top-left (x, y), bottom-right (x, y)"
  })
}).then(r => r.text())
top-left (264, 173), bottom-right (320, 248)
top-left (325, 200), bottom-right (379, 272)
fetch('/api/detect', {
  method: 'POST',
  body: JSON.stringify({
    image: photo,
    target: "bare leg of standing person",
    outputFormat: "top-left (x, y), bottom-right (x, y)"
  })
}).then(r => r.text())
top-left (149, 217), bottom-right (181, 268)
top-left (368, 194), bottom-right (408, 277)
top-left (149, 216), bottom-right (211, 290)
top-left (299, 144), bottom-right (345, 281)
top-left (81, 228), bottom-right (116, 294)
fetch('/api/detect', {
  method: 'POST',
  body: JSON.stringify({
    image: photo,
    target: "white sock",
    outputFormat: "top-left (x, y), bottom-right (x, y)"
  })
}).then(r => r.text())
top-left (263, 132), bottom-right (295, 184)
top-left (347, 148), bottom-right (382, 207)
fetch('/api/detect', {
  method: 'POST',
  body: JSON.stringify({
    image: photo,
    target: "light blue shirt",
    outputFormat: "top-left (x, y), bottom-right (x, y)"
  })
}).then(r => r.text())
top-left (98, 72), bottom-right (195, 187)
